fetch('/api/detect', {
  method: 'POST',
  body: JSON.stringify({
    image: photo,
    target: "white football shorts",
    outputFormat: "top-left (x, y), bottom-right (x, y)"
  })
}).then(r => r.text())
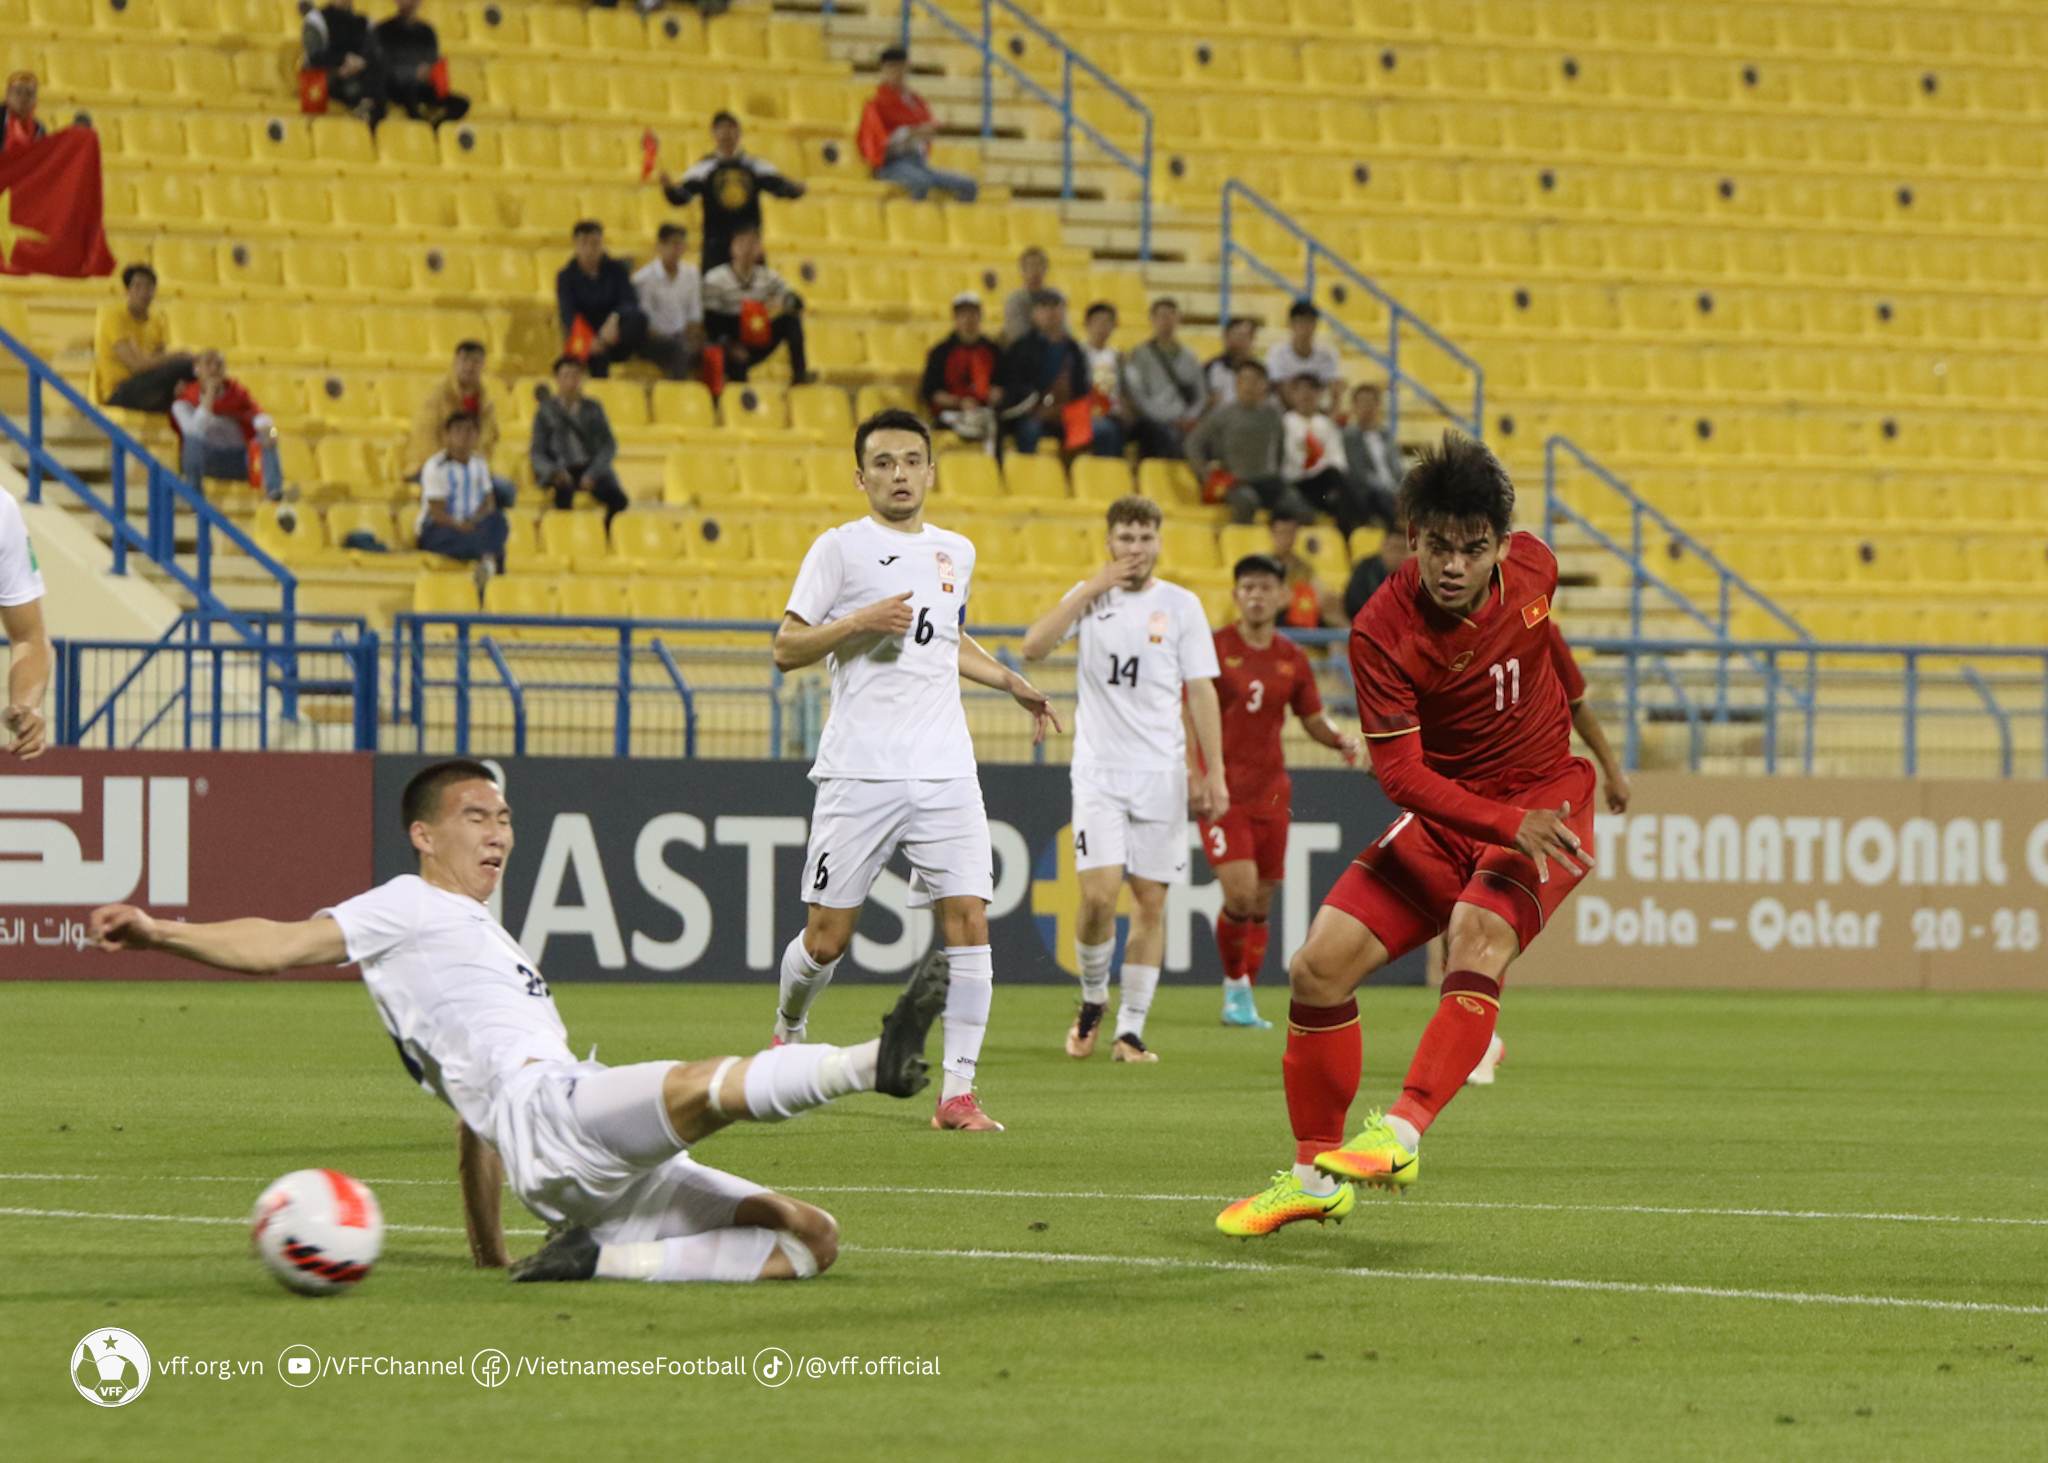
top-left (1069, 765), bottom-right (1191, 884)
top-left (491, 1058), bottom-right (767, 1245)
top-left (801, 776), bottom-right (994, 909)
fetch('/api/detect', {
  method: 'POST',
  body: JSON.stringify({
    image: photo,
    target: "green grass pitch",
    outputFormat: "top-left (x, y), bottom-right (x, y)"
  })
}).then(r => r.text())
top-left (4, 979), bottom-right (2045, 1460)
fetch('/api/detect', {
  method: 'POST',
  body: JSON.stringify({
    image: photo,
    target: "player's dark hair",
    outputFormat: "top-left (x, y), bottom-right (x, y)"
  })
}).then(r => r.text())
top-left (571, 219), bottom-right (603, 239)
top-left (453, 338), bottom-right (486, 357)
top-left (1397, 431), bottom-right (1515, 539)
top-left (1288, 297), bottom-right (1320, 322)
top-left (711, 110), bottom-right (739, 128)
top-left (121, 262), bottom-right (157, 288)
top-left (1233, 553), bottom-right (1286, 583)
top-left (656, 222), bottom-right (687, 244)
top-left (1106, 494), bottom-right (1162, 531)
top-left (401, 760), bottom-right (499, 830)
top-left (879, 44), bottom-right (908, 63)
top-left (1084, 300), bottom-right (1116, 323)
top-left (854, 408), bottom-right (932, 466)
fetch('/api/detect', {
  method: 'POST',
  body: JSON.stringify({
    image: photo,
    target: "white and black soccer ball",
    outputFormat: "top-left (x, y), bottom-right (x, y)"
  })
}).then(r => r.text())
top-left (250, 1169), bottom-right (384, 1296)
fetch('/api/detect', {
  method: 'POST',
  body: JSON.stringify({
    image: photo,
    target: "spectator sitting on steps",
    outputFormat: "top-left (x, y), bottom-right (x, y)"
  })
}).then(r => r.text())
top-left (1264, 297), bottom-right (1342, 413)
top-left (2, 70), bottom-right (46, 155)
top-left (169, 349), bottom-right (293, 525)
top-left (372, 0), bottom-right (470, 127)
top-left (303, 0), bottom-right (387, 126)
top-left (919, 291), bottom-right (1003, 445)
top-left (856, 45), bottom-right (978, 203)
top-left (1204, 315), bottom-right (1259, 409)
top-left (630, 223), bottom-right (706, 382)
top-left (530, 355), bottom-right (629, 530)
top-left (1122, 296), bottom-right (1206, 460)
top-left (94, 263), bottom-right (193, 410)
top-left (1184, 360), bottom-right (1312, 526)
top-left (555, 220), bottom-right (668, 380)
top-left (660, 111), bottom-right (805, 276)
top-left (406, 338), bottom-right (514, 509)
top-left (1000, 245), bottom-right (1048, 346)
top-left (416, 410), bottom-right (507, 595)
top-left (702, 227), bottom-right (810, 384)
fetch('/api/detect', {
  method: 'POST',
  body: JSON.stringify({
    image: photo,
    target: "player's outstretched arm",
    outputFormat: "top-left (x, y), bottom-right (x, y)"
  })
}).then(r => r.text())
top-left (772, 595), bottom-right (914, 672)
top-left (458, 1119), bottom-right (510, 1269)
top-left (959, 633), bottom-right (1063, 744)
top-left (1570, 699), bottom-right (1631, 813)
top-left (86, 906), bottom-right (348, 975)
top-left (1302, 710), bottom-right (1364, 766)
top-left (3, 597), bottom-right (52, 760)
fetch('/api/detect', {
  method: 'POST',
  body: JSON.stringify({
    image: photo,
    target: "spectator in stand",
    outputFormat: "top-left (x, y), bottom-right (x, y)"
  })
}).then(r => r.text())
top-left (1343, 524), bottom-right (1410, 622)
top-left (406, 339), bottom-right (513, 507)
top-left (919, 291), bottom-right (1003, 445)
top-left (660, 112), bottom-right (805, 276)
top-left (556, 220), bottom-right (663, 380)
top-left (1185, 361), bottom-right (1312, 526)
top-left (856, 45), bottom-right (978, 203)
top-left (1123, 296), bottom-right (1205, 460)
top-left (170, 350), bottom-right (291, 515)
top-left (2, 71), bottom-right (46, 156)
top-left (303, 0), bottom-right (387, 126)
top-left (997, 289), bottom-right (1088, 458)
top-left (702, 226), bottom-right (809, 384)
top-left (1280, 373), bottom-right (1377, 535)
top-left (372, 0), bottom-right (469, 127)
top-left (1341, 380), bottom-right (1402, 529)
top-left (1204, 315), bottom-right (1259, 409)
top-left (416, 411), bottom-right (506, 593)
top-left (1265, 298), bottom-right (1342, 411)
top-left (1001, 246), bottom-right (1049, 345)
top-left (630, 223), bottom-right (705, 382)
top-left (531, 356), bottom-right (628, 529)
top-left (1267, 514), bottom-right (1340, 628)
top-left (94, 264), bottom-right (191, 409)
top-left (1079, 301), bottom-right (1128, 459)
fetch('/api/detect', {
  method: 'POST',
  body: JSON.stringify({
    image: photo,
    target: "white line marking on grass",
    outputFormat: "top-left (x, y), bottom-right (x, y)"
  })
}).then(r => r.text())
top-left (2, 1205), bottom-right (2043, 1318)
top-left (6, 1173), bottom-right (2046, 1230)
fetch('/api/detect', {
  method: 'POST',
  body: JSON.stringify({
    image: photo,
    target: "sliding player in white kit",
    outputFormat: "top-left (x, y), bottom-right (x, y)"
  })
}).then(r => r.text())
top-left (88, 760), bottom-right (954, 1285)
top-left (770, 409), bottom-right (1060, 1132)
top-left (1022, 495), bottom-right (1227, 1062)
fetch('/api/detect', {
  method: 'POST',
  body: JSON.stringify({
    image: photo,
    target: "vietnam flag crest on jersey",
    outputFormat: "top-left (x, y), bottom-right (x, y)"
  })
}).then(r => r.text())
top-left (1522, 593), bottom-right (1551, 628)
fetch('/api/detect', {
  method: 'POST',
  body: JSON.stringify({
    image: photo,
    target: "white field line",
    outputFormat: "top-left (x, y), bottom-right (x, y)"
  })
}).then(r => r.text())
top-left (1, 1204), bottom-right (2044, 1318)
top-left (6, 1172), bottom-right (2045, 1231)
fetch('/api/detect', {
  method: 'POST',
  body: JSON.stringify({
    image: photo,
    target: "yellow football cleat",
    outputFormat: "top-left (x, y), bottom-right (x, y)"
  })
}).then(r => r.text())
top-left (1313, 1109), bottom-right (1419, 1193)
top-left (1215, 1171), bottom-right (1357, 1238)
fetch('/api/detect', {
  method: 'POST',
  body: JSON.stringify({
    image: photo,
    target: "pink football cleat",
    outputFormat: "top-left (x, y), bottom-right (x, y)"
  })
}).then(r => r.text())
top-left (931, 1093), bottom-right (1006, 1131)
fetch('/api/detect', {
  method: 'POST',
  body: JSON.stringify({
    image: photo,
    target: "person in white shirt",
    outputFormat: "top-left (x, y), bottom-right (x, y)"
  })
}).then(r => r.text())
top-left (1080, 300), bottom-right (1129, 458)
top-left (702, 227), bottom-right (809, 383)
top-left (87, 759), bottom-right (956, 1285)
top-left (772, 409), bottom-right (1059, 1132)
top-left (629, 223), bottom-right (705, 381)
top-left (1022, 495), bottom-right (1227, 1062)
top-left (0, 487), bottom-right (52, 759)
top-left (415, 412), bottom-right (508, 592)
top-left (1280, 372), bottom-right (1377, 536)
top-left (1265, 298), bottom-right (1343, 413)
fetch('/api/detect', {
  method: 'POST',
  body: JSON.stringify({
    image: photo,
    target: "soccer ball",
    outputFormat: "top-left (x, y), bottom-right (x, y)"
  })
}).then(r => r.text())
top-left (250, 1169), bottom-right (384, 1296)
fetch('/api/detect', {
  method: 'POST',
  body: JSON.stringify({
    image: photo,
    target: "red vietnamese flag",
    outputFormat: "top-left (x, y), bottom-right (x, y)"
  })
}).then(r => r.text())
top-left (297, 67), bottom-right (329, 114)
top-left (429, 58), bottom-right (451, 100)
top-left (640, 128), bottom-right (659, 182)
top-left (565, 314), bottom-right (596, 360)
top-left (0, 128), bottom-right (115, 279)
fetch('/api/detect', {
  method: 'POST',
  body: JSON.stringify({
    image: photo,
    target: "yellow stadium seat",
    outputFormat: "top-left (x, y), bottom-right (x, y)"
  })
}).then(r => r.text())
top-left (733, 451), bottom-right (795, 501)
top-left (484, 578), bottom-right (561, 622)
top-left (726, 382), bottom-right (790, 436)
top-left (936, 452), bottom-right (1003, 501)
top-left (1161, 521), bottom-right (1221, 571)
top-left (612, 513), bottom-right (681, 569)
top-left (560, 580), bottom-right (630, 621)
top-left (539, 511), bottom-right (611, 563)
top-left (629, 579), bottom-right (703, 620)
top-left (707, 13), bottom-right (770, 61)
top-left (584, 380), bottom-right (649, 431)
top-left (651, 381), bottom-right (718, 431)
top-left (1137, 457), bottom-right (1199, 506)
top-left (413, 572), bottom-right (481, 616)
top-left (788, 384), bottom-right (854, 439)
top-left (1070, 457), bottom-right (1133, 503)
top-left (1002, 454), bottom-right (1069, 504)
top-left (1024, 519), bottom-right (1096, 569)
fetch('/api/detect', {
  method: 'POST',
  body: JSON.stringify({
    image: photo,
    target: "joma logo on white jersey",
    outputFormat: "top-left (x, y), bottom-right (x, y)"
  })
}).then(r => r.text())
top-left (0, 777), bottom-right (190, 906)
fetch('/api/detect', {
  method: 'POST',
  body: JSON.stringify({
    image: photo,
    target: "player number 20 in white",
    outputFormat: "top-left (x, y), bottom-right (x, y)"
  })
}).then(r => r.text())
top-left (1490, 657), bottom-right (1521, 711)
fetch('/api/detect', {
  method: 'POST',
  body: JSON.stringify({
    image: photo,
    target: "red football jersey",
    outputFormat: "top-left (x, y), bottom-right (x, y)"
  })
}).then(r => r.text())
top-left (1350, 531), bottom-right (1575, 801)
top-left (1211, 623), bottom-right (1323, 811)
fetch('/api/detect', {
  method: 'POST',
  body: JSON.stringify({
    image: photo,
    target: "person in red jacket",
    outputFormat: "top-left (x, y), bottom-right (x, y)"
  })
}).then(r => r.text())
top-left (1218, 433), bottom-right (1595, 1238)
top-left (170, 350), bottom-right (291, 519)
top-left (856, 46), bottom-right (978, 203)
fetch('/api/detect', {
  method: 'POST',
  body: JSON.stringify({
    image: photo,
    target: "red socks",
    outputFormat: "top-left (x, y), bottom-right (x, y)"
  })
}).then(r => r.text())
top-left (1388, 970), bottom-right (1501, 1137)
top-left (1284, 998), bottom-right (1361, 1165)
top-left (1215, 913), bottom-right (1272, 982)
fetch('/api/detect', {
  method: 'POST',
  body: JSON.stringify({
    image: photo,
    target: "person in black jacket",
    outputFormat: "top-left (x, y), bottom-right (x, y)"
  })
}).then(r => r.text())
top-left (555, 221), bottom-right (655, 380)
top-left (997, 290), bottom-right (1088, 458)
top-left (659, 112), bottom-right (805, 274)
top-left (372, 0), bottom-right (469, 126)
top-left (919, 292), bottom-right (1004, 443)
top-left (302, 0), bottom-right (387, 126)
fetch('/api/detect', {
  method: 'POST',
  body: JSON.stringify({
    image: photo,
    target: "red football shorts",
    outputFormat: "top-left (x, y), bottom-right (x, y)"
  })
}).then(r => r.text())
top-left (1322, 758), bottom-right (1597, 961)
top-left (1199, 807), bottom-right (1289, 881)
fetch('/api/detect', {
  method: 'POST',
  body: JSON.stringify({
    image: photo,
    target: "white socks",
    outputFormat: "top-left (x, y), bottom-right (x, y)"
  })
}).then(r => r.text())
top-left (777, 935), bottom-right (840, 1037)
top-left (1386, 1114), bottom-right (1422, 1152)
top-left (1292, 1162), bottom-right (1339, 1198)
top-left (737, 1040), bottom-right (877, 1121)
top-left (1223, 975), bottom-right (1251, 992)
top-left (1076, 937), bottom-right (1113, 1005)
top-left (597, 1227), bottom-right (779, 1282)
top-left (940, 944), bottom-right (993, 1102)
top-left (1114, 963), bottom-right (1160, 1040)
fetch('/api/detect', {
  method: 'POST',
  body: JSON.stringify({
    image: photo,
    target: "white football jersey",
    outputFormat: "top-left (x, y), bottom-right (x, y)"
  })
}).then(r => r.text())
top-left (324, 875), bottom-right (575, 1133)
top-left (785, 517), bottom-right (978, 782)
top-left (1062, 576), bottom-right (1220, 772)
top-left (0, 491), bottom-right (45, 608)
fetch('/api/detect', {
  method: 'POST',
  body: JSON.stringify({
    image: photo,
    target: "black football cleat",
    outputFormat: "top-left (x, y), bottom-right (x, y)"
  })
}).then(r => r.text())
top-left (509, 1225), bottom-right (599, 1282)
top-left (875, 945), bottom-right (950, 1098)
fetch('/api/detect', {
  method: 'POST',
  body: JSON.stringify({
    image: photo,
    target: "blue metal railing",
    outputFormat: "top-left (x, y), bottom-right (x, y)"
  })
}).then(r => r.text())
top-left (0, 325), bottom-right (295, 643)
top-left (51, 628), bottom-right (380, 751)
top-left (1219, 180), bottom-right (1484, 443)
top-left (899, 0), bottom-right (1153, 260)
